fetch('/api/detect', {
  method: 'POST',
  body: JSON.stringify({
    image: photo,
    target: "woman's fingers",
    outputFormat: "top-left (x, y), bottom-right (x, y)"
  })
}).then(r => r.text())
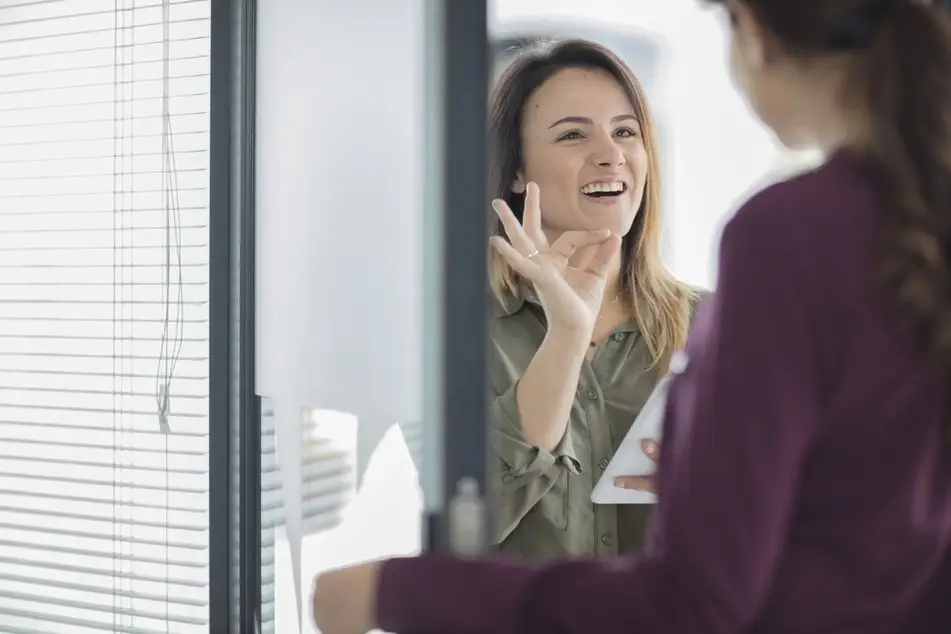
top-left (641, 438), bottom-right (660, 461)
top-left (614, 475), bottom-right (655, 492)
top-left (521, 182), bottom-right (548, 247)
top-left (584, 234), bottom-right (622, 277)
top-left (492, 199), bottom-right (536, 256)
top-left (489, 236), bottom-right (538, 278)
top-left (491, 183), bottom-right (616, 282)
top-left (550, 229), bottom-right (613, 260)
top-left (613, 440), bottom-right (661, 492)
top-left (493, 184), bottom-right (615, 266)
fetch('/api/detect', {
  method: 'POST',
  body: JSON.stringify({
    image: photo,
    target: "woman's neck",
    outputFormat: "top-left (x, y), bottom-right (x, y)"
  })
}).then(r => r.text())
top-left (603, 251), bottom-right (623, 296)
top-left (599, 264), bottom-right (625, 320)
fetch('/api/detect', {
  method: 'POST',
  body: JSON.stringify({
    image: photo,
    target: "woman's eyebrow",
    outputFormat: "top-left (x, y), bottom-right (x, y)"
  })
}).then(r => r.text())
top-left (548, 113), bottom-right (638, 129)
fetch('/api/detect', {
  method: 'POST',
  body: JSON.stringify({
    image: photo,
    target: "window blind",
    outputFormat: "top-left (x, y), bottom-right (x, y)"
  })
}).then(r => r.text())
top-left (259, 404), bottom-right (359, 634)
top-left (0, 1), bottom-right (211, 633)
top-left (260, 401), bottom-right (278, 634)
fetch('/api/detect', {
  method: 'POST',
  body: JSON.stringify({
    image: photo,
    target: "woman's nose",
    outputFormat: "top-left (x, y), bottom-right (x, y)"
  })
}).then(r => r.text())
top-left (592, 136), bottom-right (625, 167)
top-left (596, 154), bottom-right (624, 167)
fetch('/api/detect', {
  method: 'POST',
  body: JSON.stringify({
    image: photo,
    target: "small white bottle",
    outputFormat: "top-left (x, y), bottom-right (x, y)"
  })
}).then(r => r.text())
top-left (448, 477), bottom-right (487, 557)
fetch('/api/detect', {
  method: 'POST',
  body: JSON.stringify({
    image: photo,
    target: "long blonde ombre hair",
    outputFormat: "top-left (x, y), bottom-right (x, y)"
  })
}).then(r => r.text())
top-left (488, 39), bottom-right (696, 371)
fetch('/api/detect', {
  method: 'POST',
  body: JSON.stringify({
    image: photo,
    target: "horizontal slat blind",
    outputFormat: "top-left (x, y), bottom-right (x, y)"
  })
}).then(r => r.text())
top-left (259, 400), bottom-right (278, 634)
top-left (259, 405), bottom-right (359, 634)
top-left (0, 1), bottom-right (211, 633)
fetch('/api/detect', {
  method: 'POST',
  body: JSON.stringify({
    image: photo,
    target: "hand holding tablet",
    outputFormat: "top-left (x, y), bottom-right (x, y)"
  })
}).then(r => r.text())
top-left (590, 375), bottom-right (671, 505)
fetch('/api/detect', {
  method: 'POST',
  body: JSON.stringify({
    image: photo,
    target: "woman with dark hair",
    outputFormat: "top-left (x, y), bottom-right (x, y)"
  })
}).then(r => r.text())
top-left (312, 1), bottom-right (951, 633)
top-left (483, 39), bottom-right (701, 560)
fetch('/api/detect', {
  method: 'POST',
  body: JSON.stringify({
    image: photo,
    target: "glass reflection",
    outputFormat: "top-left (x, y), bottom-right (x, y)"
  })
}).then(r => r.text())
top-left (260, 403), bottom-right (422, 634)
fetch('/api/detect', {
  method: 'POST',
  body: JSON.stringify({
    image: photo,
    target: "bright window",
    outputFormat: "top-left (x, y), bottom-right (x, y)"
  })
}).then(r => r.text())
top-left (0, 1), bottom-right (211, 632)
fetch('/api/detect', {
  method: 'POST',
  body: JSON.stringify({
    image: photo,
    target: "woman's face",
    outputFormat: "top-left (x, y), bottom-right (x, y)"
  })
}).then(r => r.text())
top-left (515, 67), bottom-right (648, 239)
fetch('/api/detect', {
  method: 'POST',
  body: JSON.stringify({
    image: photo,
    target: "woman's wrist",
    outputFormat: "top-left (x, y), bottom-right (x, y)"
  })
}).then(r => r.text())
top-left (545, 324), bottom-right (593, 355)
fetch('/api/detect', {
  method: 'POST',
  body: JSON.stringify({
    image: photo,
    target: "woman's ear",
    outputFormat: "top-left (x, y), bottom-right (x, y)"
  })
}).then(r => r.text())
top-left (510, 172), bottom-right (526, 194)
top-left (731, 0), bottom-right (767, 71)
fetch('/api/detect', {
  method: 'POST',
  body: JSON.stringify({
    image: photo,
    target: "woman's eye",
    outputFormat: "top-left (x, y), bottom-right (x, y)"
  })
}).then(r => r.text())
top-left (557, 130), bottom-right (583, 141)
top-left (615, 127), bottom-right (639, 138)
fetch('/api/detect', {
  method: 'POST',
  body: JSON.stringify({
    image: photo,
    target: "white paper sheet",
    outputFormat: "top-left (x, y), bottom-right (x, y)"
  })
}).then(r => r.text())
top-left (590, 375), bottom-right (671, 505)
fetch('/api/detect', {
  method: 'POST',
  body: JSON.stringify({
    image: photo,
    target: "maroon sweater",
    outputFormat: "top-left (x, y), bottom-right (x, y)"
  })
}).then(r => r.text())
top-left (376, 152), bottom-right (951, 634)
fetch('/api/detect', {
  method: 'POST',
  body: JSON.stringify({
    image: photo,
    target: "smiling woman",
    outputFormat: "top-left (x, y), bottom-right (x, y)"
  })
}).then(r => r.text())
top-left (483, 39), bottom-right (705, 561)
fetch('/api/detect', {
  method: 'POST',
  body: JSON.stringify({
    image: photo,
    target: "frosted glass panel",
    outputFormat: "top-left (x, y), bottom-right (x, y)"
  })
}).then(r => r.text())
top-left (255, 0), bottom-right (430, 632)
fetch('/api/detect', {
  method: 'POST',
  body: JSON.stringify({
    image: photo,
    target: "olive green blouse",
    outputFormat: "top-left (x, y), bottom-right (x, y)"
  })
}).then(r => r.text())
top-left (488, 289), bottom-right (704, 561)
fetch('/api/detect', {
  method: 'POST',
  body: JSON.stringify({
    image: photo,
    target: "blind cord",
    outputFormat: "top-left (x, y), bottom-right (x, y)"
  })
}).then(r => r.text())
top-left (157, 1), bottom-right (178, 631)
top-left (112, 1), bottom-right (182, 631)
top-left (156, 0), bottom-right (185, 435)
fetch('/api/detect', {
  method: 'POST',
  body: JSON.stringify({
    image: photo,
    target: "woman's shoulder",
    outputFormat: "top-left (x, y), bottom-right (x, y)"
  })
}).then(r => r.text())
top-left (731, 150), bottom-right (878, 248)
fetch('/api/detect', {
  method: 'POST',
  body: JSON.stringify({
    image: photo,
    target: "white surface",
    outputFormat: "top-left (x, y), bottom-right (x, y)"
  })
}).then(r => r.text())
top-left (591, 375), bottom-right (671, 504)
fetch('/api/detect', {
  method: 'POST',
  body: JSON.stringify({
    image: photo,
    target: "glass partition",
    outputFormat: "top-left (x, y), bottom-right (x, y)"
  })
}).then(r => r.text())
top-left (253, 0), bottom-right (432, 631)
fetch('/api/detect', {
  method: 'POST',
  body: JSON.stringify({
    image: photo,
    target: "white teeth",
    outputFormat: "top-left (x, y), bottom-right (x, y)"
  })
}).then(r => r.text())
top-left (581, 181), bottom-right (625, 194)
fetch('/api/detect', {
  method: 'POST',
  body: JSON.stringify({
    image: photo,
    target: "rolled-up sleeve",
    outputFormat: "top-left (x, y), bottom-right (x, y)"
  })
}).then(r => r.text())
top-left (489, 379), bottom-right (581, 543)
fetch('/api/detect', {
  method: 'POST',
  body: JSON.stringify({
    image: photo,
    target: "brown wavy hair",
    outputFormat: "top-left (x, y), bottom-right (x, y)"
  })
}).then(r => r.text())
top-left (488, 39), bottom-right (695, 371)
top-left (706, 0), bottom-right (951, 423)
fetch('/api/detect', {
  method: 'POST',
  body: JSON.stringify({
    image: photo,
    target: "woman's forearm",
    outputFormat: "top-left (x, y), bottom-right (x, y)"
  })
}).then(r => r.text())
top-left (515, 325), bottom-right (591, 452)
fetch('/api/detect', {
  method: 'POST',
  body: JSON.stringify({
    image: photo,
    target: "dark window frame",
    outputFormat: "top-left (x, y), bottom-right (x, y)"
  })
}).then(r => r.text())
top-left (208, 0), bottom-right (258, 632)
top-left (423, 0), bottom-right (491, 552)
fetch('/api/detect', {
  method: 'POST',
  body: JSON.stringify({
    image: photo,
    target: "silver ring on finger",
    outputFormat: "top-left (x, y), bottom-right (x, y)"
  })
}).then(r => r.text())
top-left (527, 249), bottom-right (540, 260)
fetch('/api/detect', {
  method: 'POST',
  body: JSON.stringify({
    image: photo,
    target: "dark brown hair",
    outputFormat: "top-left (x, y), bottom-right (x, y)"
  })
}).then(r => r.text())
top-left (708, 0), bottom-right (951, 426)
top-left (487, 38), bottom-right (695, 370)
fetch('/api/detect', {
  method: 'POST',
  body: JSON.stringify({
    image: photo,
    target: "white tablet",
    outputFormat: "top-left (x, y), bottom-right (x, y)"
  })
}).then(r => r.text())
top-left (590, 375), bottom-right (671, 505)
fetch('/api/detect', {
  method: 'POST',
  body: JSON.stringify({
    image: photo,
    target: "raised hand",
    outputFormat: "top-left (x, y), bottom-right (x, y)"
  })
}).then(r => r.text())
top-left (490, 182), bottom-right (621, 333)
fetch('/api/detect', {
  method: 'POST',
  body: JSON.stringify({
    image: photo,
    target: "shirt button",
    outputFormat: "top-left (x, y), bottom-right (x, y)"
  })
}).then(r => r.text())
top-left (612, 332), bottom-right (625, 342)
top-left (502, 473), bottom-right (515, 484)
top-left (599, 458), bottom-right (609, 470)
top-left (586, 390), bottom-right (598, 401)
top-left (601, 532), bottom-right (614, 546)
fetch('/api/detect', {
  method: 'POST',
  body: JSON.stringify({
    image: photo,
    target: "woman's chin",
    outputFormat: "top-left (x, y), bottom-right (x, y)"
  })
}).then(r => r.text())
top-left (593, 214), bottom-right (635, 239)
top-left (548, 212), bottom-right (635, 239)
top-left (578, 201), bottom-right (638, 237)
